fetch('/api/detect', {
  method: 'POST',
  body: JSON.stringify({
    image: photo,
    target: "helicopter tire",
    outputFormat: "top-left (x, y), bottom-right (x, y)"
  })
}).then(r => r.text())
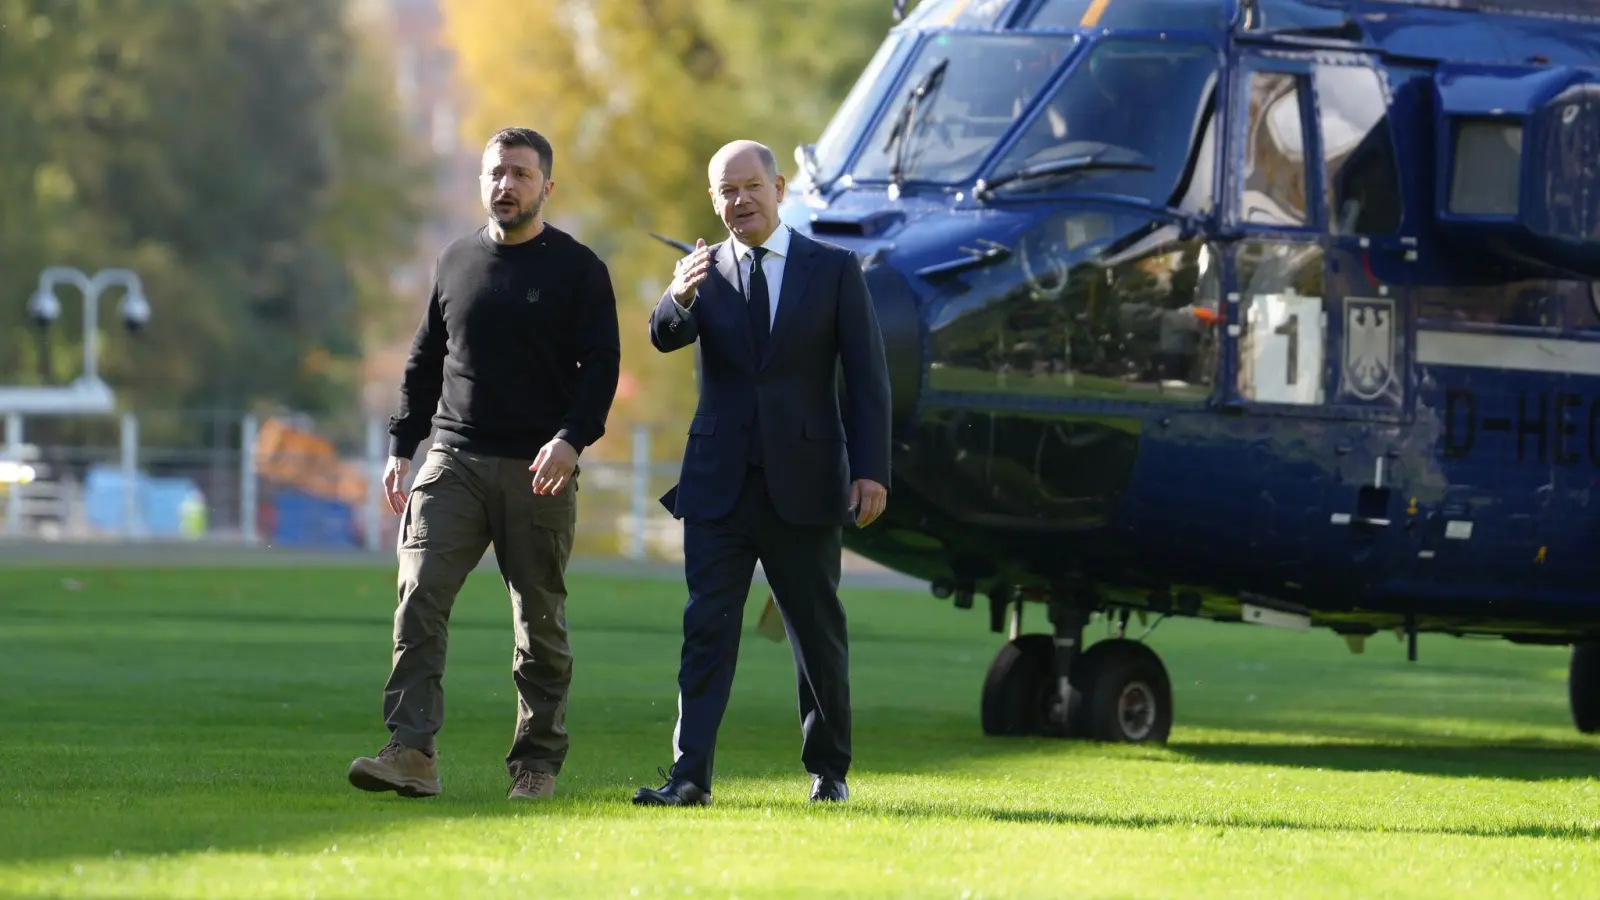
top-left (980, 634), bottom-right (1057, 736)
top-left (1074, 638), bottom-right (1173, 744)
top-left (1568, 641), bottom-right (1600, 733)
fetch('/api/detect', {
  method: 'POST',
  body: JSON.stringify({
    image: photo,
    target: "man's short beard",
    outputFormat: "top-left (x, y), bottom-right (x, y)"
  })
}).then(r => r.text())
top-left (491, 194), bottom-right (541, 231)
top-left (492, 205), bottom-right (534, 231)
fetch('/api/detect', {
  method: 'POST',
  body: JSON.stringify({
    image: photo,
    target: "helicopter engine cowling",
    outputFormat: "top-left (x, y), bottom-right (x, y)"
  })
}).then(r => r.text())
top-left (1434, 62), bottom-right (1600, 277)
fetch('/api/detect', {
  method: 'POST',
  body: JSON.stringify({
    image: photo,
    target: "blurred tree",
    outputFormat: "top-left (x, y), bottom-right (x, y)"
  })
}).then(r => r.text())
top-left (439, 0), bottom-right (894, 459)
top-left (0, 0), bottom-right (431, 448)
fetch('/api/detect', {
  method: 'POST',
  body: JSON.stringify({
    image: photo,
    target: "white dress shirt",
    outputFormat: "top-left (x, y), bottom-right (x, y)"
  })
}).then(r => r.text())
top-left (729, 225), bottom-right (791, 329)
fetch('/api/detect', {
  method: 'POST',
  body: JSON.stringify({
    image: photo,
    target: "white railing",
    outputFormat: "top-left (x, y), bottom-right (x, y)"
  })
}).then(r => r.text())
top-left (0, 411), bottom-right (681, 562)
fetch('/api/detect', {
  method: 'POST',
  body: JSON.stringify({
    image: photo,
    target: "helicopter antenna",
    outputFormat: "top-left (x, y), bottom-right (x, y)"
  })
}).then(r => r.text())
top-left (648, 232), bottom-right (695, 254)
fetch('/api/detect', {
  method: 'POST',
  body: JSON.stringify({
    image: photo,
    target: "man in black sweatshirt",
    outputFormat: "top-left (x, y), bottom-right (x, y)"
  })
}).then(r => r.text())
top-left (347, 127), bottom-right (621, 802)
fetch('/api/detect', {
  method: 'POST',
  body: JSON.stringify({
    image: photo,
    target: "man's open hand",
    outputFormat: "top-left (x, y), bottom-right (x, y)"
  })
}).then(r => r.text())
top-left (530, 438), bottom-right (578, 495)
top-left (670, 238), bottom-right (709, 306)
top-left (382, 456), bottom-right (411, 515)
top-left (850, 478), bottom-right (887, 528)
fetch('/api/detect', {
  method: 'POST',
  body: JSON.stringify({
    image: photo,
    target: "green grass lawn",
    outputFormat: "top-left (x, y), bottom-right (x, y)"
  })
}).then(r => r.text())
top-left (2, 565), bottom-right (1598, 899)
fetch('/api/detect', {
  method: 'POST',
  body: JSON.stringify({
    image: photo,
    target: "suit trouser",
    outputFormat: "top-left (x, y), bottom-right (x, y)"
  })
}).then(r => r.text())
top-left (382, 443), bottom-right (578, 777)
top-left (670, 467), bottom-right (851, 790)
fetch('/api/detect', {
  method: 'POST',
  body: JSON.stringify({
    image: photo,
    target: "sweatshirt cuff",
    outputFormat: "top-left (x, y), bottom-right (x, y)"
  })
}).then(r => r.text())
top-left (389, 434), bottom-right (423, 460)
top-left (554, 428), bottom-right (588, 455)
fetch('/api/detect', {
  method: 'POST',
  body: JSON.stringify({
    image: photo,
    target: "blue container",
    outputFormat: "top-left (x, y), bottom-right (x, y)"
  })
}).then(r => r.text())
top-left (266, 487), bottom-right (360, 549)
top-left (83, 465), bottom-right (205, 538)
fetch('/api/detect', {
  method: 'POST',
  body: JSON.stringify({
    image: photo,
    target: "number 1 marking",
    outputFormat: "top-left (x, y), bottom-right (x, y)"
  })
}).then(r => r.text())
top-left (1275, 313), bottom-right (1299, 385)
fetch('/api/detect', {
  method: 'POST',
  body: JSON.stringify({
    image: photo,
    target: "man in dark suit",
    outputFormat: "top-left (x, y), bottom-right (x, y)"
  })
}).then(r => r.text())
top-left (632, 140), bottom-right (891, 806)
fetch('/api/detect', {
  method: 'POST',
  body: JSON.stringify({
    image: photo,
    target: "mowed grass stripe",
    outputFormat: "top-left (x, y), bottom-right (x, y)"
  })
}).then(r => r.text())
top-left (0, 567), bottom-right (1596, 898)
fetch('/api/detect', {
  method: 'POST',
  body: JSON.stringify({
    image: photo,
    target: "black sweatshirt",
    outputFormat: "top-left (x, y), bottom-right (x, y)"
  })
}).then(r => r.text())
top-left (386, 223), bottom-right (621, 461)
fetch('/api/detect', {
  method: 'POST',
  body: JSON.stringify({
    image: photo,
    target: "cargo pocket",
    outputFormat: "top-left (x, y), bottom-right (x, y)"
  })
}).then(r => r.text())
top-left (398, 453), bottom-right (454, 549)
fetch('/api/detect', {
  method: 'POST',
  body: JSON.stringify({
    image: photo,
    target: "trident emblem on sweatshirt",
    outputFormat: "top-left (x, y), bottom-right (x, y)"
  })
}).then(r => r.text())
top-left (526, 287), bottom-right (540, 304)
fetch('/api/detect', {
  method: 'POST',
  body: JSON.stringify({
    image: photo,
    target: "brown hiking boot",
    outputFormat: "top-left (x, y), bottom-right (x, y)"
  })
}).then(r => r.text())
top-left (507, 770), bottom-right (555, 800)
top-left (348, 739), bottom-right (441, 798)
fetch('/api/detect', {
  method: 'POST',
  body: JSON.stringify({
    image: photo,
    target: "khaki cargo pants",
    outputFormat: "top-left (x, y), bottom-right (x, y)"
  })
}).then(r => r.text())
top-left (382, 442), bottom-right (578, 778)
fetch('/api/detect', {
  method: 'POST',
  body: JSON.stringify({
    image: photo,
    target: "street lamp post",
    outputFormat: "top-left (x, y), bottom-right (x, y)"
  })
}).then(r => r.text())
top-left (30, 266), bottom-right (150, 387)
top-left (1, 267), bottom-right (150, 415)
top-left (3, 266), bottom-right (152, 537)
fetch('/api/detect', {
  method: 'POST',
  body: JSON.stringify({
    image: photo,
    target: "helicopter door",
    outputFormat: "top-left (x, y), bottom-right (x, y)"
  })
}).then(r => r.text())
top-left (1312, 58), bottom-right (1410, 420)
top-left (1225, 53), bottom-right (1410, 596)
top-left (1228, 58), bottom-right (1328, 408)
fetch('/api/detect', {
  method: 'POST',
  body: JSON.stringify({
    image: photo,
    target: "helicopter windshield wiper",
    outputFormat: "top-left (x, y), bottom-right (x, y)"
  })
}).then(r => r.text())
top-left (883, 57), bottom-right (948, 189)
top-left (975, 155), bottom-right (1155, 199)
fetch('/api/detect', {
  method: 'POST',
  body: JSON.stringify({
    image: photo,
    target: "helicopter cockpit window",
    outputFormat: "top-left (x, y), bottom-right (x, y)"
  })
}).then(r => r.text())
top-left (1314, 64), bottom-right (1402, 236)
top-left (848, 33), bottom-right (1075, 184)
top-left (1241, 71), bottom-right (1310, 228)
top-left (984, 39), bottom-right (1219, 208)
top-left (808, 32), bottom-right (911, 186)
top-left (927, 211), bottom-right (1219, 404)
top-left (1417, 279), bottom-right (1593, 331)
top-left (1450, 120), bottom-right (1522, 216)
top-left (1026, 0), bottom-right (1228, 30)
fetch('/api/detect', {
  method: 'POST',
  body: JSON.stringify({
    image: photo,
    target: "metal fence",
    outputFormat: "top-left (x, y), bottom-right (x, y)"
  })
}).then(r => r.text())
top-left (0, 409), bottom-right (690, 562)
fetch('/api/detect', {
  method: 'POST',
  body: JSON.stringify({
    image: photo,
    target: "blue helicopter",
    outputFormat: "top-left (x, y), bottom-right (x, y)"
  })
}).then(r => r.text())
top-left (656, 0), bottom-right (1600, 743)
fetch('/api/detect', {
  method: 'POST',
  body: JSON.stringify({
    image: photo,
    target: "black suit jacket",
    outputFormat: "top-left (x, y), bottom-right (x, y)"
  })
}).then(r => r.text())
top-left (650, 228), bottom-right (891, 526)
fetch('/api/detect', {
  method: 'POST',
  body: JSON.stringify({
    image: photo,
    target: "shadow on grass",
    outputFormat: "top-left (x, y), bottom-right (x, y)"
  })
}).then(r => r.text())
top-left (1164, 737), bottom-right (1600, 782)
top-left (781, 801), bottom-right (1600, 842)
top-left (978, 807), bottom-right (1598, 841)
top-left (845, 713), bottom-right (1600, 784)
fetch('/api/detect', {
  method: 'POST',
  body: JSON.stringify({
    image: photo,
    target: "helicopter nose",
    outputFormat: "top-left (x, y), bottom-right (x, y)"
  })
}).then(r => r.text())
top-left (859, 256), bottom-right (923, 433)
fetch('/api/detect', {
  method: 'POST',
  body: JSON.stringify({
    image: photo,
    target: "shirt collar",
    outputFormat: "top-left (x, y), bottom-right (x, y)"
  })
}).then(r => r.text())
top-left (730, 223), bottom-right (791, 261)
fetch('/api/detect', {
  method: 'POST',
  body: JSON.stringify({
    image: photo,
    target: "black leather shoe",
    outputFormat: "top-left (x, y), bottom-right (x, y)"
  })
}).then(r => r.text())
top-left (809, 776), bottom-right (848, 803)
top-left (632, 767), bottom-right (711, 807)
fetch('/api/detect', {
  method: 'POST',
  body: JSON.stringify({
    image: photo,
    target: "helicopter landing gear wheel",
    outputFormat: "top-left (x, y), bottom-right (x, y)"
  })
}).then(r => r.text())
top-left (1075, 638), bottom-right (1173, 744)
top-left (980, 633), bottom-right (1060, 736)
top-left (980, 597), bottom-right (1173, 743)
top-left (1569, 641), bottom-right (1600, 733)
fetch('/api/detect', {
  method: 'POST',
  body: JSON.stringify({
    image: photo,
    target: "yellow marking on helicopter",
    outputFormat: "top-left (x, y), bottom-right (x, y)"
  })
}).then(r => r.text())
top-left (1081, 0), bottom-right (1115, 26)
top-left (937, 0), bottom-right (974, 26)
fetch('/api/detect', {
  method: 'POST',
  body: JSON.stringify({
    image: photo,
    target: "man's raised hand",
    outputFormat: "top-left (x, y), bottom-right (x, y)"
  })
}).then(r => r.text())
top-left (670, 238), bottom-right (710, 306)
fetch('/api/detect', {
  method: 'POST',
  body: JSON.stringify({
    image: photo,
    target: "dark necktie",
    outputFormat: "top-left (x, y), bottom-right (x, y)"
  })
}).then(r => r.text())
top-left (746, 246), bottom-right (770, 360)
top-left (746, 246), bottom-right (769, 467)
